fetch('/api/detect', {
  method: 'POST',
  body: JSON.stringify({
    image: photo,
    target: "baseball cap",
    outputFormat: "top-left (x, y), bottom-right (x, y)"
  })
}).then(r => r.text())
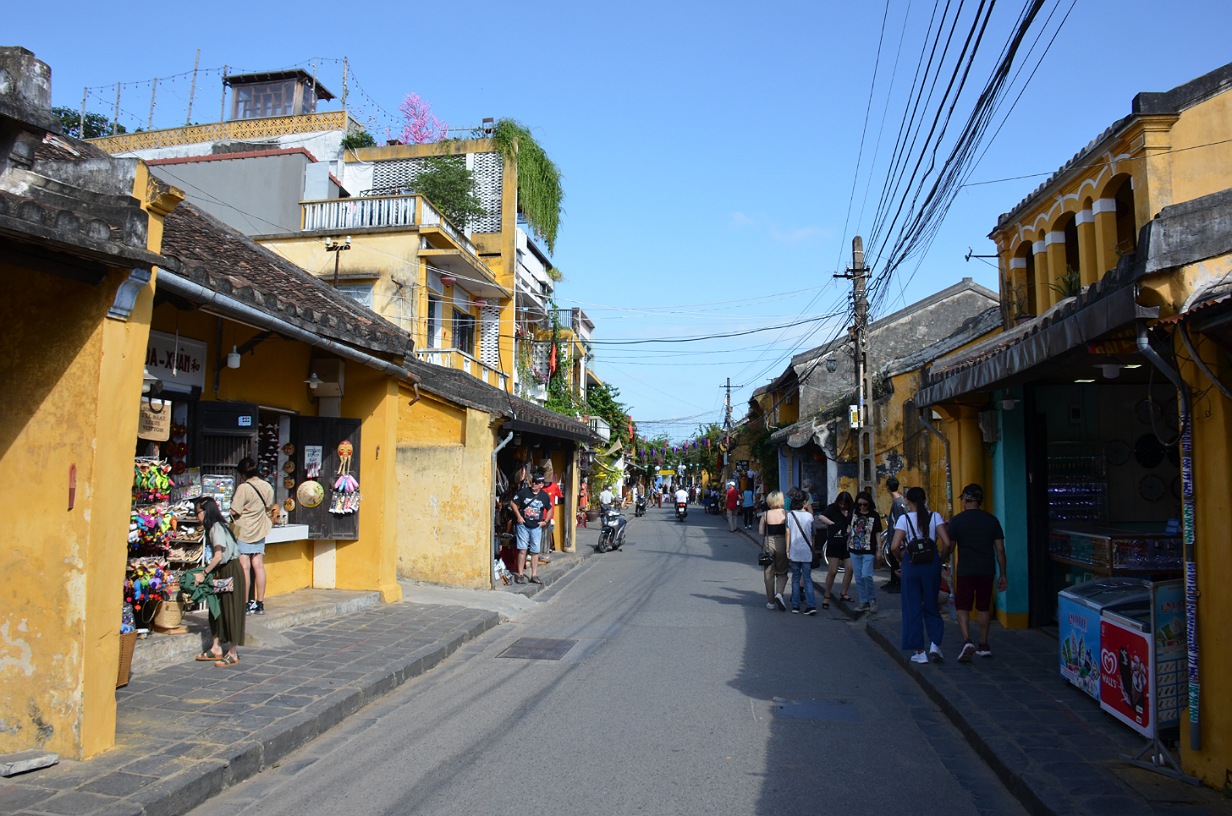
top-left (960, 483), bottom-right (984, 502)
top-left (532, 474), bottom-right (545, 484)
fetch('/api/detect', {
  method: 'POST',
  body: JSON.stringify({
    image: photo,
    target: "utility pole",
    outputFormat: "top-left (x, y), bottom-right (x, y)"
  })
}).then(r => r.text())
top-left (836, 236), bottom-right (875, 499)
top-left (722, 377), bottom-right (742, 482)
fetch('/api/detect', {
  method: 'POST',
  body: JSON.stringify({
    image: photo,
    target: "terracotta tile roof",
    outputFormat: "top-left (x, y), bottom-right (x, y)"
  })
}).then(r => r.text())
top-left (160, 202), bottom-right (414, 359)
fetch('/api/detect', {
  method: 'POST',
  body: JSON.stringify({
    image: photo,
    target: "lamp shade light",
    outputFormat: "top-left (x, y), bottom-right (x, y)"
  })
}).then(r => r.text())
top-left (227, 345), bottom-right (241, 369)
top-left (305, 373), bottom-right (323, 390)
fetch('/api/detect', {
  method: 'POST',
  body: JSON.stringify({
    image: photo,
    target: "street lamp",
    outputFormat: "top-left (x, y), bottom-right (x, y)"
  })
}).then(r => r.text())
top-left (326, 236), bottom-right (352, 285)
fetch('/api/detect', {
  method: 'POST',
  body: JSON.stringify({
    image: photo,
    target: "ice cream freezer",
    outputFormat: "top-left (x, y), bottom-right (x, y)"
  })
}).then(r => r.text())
top-left (1058, 578), bottom-right (1185, 739)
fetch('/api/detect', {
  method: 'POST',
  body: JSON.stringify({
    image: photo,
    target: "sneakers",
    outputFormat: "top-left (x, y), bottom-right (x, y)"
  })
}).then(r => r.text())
top-left (802, 606), bottom-right (817, 616)
top-left (513, 573), bottom-right (528, 584)
top-left (792, 608), bottom-right (801, 614)
top-left (958, 641), bottom-right (976, 663)
top-left (868, 600), bottom-right (878, 613)
top-left (246, 600), bottom-right (258, 614)
top-left (883, 584), bottom-right (901, 594)
top-left (910, 652), bottom-right (930, 664)
top-left (854, 603), bottom-right (870, 613)
top-left (246, 600), bottom-right (264, 615)
top-left (929, 643), bottom-right (944, 663)
top-left (976, 643), bottom-right (993, 657)
top-left (774, 593), bottom-right (788, 612)
top-left (766, 602), bottom-right (777, 610)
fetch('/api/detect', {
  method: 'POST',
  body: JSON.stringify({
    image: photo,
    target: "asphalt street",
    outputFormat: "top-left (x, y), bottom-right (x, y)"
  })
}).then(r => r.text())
top-left (187, 505), bottom-right (1027, 816)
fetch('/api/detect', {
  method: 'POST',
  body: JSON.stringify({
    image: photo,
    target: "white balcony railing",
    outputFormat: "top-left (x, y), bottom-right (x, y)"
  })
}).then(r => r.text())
top-left (588, 416), bottom-right (611, 442)
top-left (415, 347), bottom-right (507, 390)
top-left (302, 195), bottom-right (476, 256)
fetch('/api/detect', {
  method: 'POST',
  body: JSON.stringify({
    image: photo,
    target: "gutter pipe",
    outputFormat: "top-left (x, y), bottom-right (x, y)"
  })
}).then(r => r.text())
top-left (157, 271), bottom-right (421, 389)
top-left (490, 431), bottom-right (515, 590)
top-left (1137, 320), bottom-right (1200, 751)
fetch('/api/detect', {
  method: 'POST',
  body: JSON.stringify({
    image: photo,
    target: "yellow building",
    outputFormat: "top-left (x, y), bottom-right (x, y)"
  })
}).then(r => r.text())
top-left (916, 60), bottom-right (1232, 787)
top-left (0, 47), bottom-right (182, 759)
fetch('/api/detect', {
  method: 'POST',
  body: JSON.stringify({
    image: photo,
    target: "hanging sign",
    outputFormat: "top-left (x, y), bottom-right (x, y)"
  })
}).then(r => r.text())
top-left (137, 398), bottom-right (172, 441)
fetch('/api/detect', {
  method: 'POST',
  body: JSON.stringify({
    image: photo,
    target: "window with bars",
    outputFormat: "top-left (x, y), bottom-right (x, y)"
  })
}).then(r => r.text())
top-left (426, 294), bottom-right (442, 348)
top-left (452, 309), bottom-right (476, 356)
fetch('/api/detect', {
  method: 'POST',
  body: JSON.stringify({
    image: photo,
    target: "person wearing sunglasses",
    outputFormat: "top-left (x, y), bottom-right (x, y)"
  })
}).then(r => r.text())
top-left (848, 491), bottom-right (883, 612)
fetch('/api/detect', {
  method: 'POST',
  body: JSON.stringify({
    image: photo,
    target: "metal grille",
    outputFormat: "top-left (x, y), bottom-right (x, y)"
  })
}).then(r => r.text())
top-left (480, 305), bottom-right (501, 369)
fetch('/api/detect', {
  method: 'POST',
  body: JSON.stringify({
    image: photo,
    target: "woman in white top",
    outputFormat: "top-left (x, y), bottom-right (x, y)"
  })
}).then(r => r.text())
top-left (785, 498), bottom-right (818, 614)
top-left (890, 486), bottom-right (953, 664)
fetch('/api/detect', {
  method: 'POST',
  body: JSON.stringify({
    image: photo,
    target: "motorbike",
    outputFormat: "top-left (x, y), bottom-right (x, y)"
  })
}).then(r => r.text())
top-left (634, 496), bottom-right (647, 517)
top-left (596, 506), bottom-right (628, 553)
top-left (675, 501), bottom-right (688, 522)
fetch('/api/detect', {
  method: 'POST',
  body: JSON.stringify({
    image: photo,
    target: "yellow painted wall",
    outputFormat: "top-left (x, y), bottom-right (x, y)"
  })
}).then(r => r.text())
top-left (396, 392), bottom-right (495, 588)
top-left (1167, 91), bottom-right (1232, 208)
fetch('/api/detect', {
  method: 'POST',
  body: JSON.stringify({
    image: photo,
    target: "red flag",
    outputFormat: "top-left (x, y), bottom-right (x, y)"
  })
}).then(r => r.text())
top-left (548, 343), bottom-right (557, 375)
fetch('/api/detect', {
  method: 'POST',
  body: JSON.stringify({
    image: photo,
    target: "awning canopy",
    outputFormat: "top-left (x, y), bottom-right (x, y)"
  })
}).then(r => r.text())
top-left (916, 284), bottom-right (1158, 407)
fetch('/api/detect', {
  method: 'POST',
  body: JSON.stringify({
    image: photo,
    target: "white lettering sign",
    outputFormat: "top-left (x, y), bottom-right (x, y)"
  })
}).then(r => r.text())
top-left (146, 331), bottom-right (208, 394)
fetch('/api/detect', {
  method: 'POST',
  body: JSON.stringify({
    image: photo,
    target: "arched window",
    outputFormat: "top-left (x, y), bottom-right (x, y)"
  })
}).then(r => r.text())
top-left (1111, 176), bottom-right (1137, 256)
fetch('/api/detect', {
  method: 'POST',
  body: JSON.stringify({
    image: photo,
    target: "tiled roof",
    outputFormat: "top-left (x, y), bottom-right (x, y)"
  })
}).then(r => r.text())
top-left (160, 202), bottom-right (414, 359)
top-left (404, 356), bottom-right (599, 444)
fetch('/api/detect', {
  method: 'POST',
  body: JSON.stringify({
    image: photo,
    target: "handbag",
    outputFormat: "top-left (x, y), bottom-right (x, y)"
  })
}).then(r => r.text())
top-left (758, 547), bottom-right (774, 568)
top-left (211, 577), bottom-right (235, 593)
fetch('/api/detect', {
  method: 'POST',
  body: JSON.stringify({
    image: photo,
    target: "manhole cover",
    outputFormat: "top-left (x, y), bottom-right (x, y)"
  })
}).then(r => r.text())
top-left (497, 638), bottom-right (577, 661)
top-left (771, 697), bottom-right (862, 722)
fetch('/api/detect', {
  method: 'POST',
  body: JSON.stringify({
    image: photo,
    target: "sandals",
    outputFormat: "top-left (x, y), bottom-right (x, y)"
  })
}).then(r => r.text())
top-left (821, 594), bottom-right (831, 610)
top-left (839, 594), bottom-right (854, 603)
top-left (213, 654), bottom-right (240, 667)
top-left (195, 651), bottom-right (223, 662)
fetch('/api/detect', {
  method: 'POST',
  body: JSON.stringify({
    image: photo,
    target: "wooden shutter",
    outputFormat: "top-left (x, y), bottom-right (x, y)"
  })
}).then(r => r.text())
top-left (293, 417), bottom-right (362, 540)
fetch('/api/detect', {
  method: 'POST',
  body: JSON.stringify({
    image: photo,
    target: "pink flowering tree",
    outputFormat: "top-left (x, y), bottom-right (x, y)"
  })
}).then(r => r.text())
top-left (399, 93), bottom-right (449, 144)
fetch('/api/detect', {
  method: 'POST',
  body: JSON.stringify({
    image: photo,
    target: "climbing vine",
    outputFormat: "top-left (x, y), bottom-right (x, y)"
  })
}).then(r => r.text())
top-left (491, 119), bottom-right (563, 254)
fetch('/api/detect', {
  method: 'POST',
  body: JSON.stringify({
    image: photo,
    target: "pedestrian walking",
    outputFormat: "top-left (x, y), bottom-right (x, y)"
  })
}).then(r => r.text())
top-left (759, 490), bottom-right (790, 611)
top-left (725, 481), bottom-right (741, 531)
top-left (786, 497), bottom-right (818, 614)
top-left (849, 490), bottom-right (883, 612)
top-left (817, 491), bottom-right (854, 610)
top-left (742, 484), bottom-right (755, 528)
top-left (890, 486), bottom-right (953, 664)
top-left (947, 484), bottom-right (1008, 661)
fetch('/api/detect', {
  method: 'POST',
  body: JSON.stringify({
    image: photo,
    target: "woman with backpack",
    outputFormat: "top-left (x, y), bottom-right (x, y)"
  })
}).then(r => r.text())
top-left (889, 486), bottom-right (953, 665)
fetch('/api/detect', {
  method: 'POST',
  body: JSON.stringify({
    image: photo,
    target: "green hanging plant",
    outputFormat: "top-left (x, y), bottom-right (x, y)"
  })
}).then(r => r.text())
top-left (491, 119), bottom-right (563, 254)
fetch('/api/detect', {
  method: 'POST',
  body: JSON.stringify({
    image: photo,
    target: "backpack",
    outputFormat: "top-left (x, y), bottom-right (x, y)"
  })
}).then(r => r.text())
top-left (904, 514), bottom-right (938, 565)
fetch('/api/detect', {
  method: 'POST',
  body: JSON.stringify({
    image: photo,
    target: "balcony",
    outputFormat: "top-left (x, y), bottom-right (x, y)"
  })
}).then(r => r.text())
top-left (301, 194), bottom-right (476, 256)
top-left (415, 347), bottom-right (507, 390)
top-left (588, 416), bottom-right (611, 442)
top-left (90, 110), bottom-right (357, 154)
top-left (549, 307), bottom-right (593, 343)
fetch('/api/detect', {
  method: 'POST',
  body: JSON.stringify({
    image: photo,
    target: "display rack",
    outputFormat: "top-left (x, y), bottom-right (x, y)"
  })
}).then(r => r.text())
top-left (1047, 452), bottom-right (1107, 523)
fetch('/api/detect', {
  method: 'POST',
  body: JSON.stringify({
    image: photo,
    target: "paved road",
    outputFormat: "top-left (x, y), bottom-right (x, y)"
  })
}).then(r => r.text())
top-left (189, 506), bottom-right (1027, 816)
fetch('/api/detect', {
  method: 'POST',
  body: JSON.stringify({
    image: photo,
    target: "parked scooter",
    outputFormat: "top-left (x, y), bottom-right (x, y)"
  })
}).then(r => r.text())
top-left (634, 495), bottom-right (647, 517)
top-left (675, 501), bottom-right (688, 522)
top-left (596, 505), bottom-right (628, 553)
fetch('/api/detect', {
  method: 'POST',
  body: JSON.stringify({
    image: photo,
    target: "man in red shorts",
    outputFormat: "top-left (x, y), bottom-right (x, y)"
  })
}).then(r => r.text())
top-left (946, 484), bottom-right (1007, 662)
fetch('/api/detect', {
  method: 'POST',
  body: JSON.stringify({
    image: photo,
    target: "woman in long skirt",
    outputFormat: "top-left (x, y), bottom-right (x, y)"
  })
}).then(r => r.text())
top-left (192, 497), bottom-right (246, 666)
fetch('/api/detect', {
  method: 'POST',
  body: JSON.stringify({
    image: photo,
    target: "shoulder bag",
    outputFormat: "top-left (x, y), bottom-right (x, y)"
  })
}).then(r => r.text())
top-left (790, 511), bottom-right (821, 569)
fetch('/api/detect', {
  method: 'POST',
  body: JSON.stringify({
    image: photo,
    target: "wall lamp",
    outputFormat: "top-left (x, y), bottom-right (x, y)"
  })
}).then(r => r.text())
top-left (305, 373), bottom-right (323, 391)
top-left (999, 398), bottom-right (1020, 411)
top-left (142, 367), bottom-right (162, 396)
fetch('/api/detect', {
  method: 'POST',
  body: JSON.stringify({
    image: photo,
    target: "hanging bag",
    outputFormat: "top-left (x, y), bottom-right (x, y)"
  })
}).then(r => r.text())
top-left (789, 511), bottom-right (820, 569)
top-left (903, 514), bottom-right (938, 564)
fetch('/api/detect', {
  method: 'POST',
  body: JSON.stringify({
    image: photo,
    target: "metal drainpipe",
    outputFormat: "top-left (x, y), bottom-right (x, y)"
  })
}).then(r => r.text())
top-left (916, 403), bottom-right (953, 516)
top-left (157, 272), bottom-right (420, 386)
top-left (1137, 320), bottom-right (1200, 751)
top-left (490, 430), bottom-right (515, 590)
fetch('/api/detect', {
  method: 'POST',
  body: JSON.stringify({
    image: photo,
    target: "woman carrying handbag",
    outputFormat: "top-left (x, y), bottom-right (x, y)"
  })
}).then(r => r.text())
top-left (192, 497), bottom-right (246, 667)
top-left (786, 497), bottom-right (818, 615)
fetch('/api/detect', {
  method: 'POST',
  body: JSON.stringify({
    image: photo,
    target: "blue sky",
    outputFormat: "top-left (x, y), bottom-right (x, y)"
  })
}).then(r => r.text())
top-left (10, 0), bottom-right (1230, 440)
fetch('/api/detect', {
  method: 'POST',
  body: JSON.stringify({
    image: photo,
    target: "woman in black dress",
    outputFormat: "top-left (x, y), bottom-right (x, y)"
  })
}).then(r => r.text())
top-left (192, 497), bottom-right (245, 666)
top-left (817, 491), bottom-right (855, 609)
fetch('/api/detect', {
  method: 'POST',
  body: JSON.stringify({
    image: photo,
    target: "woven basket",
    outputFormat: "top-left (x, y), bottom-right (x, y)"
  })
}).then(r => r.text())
top-left (116, 631), bottom-right (138, 688)
top-left (153, 598), bottom-right (183, 629)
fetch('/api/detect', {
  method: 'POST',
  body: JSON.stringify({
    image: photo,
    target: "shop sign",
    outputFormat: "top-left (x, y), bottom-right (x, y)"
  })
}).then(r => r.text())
top-left (137, 398), bottom-right (172, 440)
top-left (1152, 580), bottom-right (1185, 732)
top-left (146, 330), bottom-right (207, 394)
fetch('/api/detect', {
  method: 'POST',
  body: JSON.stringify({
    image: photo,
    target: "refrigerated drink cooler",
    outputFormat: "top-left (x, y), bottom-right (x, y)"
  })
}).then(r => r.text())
top-left (1058, 578), bottom-right (1150, 700)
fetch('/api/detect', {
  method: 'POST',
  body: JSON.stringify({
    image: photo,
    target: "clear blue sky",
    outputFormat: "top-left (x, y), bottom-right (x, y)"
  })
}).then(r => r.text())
top-left (10, 0), bottom-right (1230, 440)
